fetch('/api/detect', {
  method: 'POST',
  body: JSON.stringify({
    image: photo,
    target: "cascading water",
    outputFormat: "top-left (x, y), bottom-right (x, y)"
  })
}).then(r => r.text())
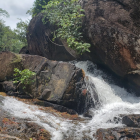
top-left (1, 61), bottom-right (140, 140)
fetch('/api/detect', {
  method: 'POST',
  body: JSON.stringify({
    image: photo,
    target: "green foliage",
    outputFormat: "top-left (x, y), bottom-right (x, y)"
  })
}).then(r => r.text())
top-left (0, 18), bottom-right (28, 53)
top-left (0, 8), bottom-right (9, 17)
top-left (0, 8), bottom-right (29, 53)
top-left (0, 22), bottom-right (25, 53)
top-left (14, 19), bottom-right (29, 46)
top-left (12, 54), bottom-right (22, 64)
top-left (13, 68), bottom-right (36, 89)
top-left (42, 0), bottom-right (91, 54)
top-left (27, 0), bottom-right (49, 17)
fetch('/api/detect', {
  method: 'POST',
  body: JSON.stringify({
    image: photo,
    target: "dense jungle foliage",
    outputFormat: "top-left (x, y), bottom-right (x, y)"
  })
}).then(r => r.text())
top-left (0, 8), bottom-right (28, 53)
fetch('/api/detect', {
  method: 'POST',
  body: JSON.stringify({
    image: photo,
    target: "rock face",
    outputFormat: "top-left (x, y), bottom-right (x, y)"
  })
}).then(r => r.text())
top-left (96, 127), bottom-right (140, 140)
top-left (0, 51), bottom-right (97, 114)
top-left (81, 0), bottom-right (140, 94)
top-left (122, 114), bottom-right (140, 127)
top-left (95, 114), bottom-right (140, 140)
top-left (26, 0), bottom-right (140, 95)
top-left (34, 100), bottom-right (77, 115)
top-left (27, 13), bottom-right (76, 61)
top-left (0, 96), bottom-right (51, 140)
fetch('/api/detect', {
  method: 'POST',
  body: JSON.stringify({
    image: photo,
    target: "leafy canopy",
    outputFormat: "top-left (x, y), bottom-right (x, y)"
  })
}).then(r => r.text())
top-left (0, 8), bottom-right (9, 18)
top-left (13, 68), bottom-right (36, 89)
top-left (42, 0), bottom-right (91, 54)
top-left (27, 0), bottom-right (49, 17)
top-left (0, 11), bottom-right (29, 53)
top-left (14, 19), bottom-right (29, 46)
top-left (0, 21), bottom-right (27, 53)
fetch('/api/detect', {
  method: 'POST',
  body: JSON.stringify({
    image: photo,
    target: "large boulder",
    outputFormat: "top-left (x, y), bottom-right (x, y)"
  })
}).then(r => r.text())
top-left (0, 51), bottom-right (97, 113)
top-left (0, 96), bottom-right (51, 140)
top-left (96, 127), bottom-right (140, 140)
top-left (81, 0), bottom-right (140, 94)
top-left (122, 114), bottom-right (140, 127)
top-left (27, 13), bottom-right (77, 61)
top-left (26, 0), bottom-right (140, 95)
top-left (95, 114), bottom-right (140, 139)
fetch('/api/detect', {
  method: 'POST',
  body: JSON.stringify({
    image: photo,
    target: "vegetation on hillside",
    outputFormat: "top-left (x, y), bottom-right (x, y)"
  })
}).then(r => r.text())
top-left (13, 68), bottom-right (36, 89)
top-left (0, 8), bottom-right (29, 53)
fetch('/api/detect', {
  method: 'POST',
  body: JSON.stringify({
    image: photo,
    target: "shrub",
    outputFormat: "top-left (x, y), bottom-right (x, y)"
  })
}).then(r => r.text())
top-left (42, 0), bottom-right (91, 54)
top-left (13, 68), bottom-right (36, 89)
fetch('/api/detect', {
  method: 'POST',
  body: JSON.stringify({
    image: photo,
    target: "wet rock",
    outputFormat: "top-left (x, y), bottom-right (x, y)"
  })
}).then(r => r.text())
top-left (2, 81), bottom-right (17, 93)
top-left (34, 100), bottom-right (77, 115)
top-left (122, 114), bottom-right (140, 127)
top-left (0, 134), bottom-right (22, 140)
top-left (81, 0), bottom-right (140, 95)
top-left (0, 83), bottom-right (4, 92)
top-left (38, 89), bottom-right (51, 100)
top-left (83, 111), bottom-right (92, 118)
top-left (0, 107), bottom-right (51, 140)
top-left (0, 52), bottom-right (95, 114)
top-left (17, 94), bottom-right (32, 99)
top-left (6, 91), bottom-right (19, 97)
top-left (96, 127), bottom-right (140, 140)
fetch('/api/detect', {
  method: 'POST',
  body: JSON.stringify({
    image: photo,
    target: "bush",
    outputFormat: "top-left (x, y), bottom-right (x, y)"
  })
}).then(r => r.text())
top-left (13, 68), bottom-right (36, 89)
top-left (42, 0), bottom-right (91, 54)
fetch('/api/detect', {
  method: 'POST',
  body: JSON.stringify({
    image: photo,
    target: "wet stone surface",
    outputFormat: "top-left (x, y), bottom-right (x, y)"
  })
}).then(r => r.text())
top-left (96, 127), bottom-right (140, 140)
top-left (0, 96), bottom-right (51, 140)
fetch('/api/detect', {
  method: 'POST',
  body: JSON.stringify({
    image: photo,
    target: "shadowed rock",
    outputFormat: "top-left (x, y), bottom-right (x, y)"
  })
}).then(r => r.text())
top-left (122, 114), bottom-right (140, 127)
top-left (27, 13), bottom-right (77, 61)
top-left (96, 127), bottom-right (140, 140)
top-left (0, 51), bottom-right (97, 114)
top-left (81, 0), bottom-right (140, 95)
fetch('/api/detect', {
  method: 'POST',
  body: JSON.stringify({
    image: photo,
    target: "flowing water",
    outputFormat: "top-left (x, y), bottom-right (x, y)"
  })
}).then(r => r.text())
top-left (1, 61), bottom-right (140, 140)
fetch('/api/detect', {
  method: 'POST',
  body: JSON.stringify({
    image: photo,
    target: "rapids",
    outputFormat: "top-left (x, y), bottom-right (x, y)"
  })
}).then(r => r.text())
top-left (1, 61), bottom-right (140, 140)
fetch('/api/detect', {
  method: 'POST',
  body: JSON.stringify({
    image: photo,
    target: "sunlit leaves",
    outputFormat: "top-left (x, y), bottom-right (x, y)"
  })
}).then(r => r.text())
top-left (42, 0), bottom-right (90, 54)
top-left (13, 68), bottom-right (36, 89)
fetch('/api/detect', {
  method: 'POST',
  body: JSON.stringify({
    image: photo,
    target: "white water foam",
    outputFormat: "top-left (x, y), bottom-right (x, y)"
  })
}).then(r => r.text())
top-left (1, 61), bottom-right (140, 139)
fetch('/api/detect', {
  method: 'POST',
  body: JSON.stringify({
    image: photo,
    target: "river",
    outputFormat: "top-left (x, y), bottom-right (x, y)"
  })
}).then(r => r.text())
top-left (1, 61), bottom-right (140, 140)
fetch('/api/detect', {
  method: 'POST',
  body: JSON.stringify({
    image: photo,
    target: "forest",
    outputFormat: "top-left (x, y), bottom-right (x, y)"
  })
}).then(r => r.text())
top-left (0, 8), bottom-right (28, 53)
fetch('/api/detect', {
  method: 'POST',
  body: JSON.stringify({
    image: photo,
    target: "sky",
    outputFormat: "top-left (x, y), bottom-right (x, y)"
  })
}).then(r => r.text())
top-left (0, 0), bottom-right (35, 30)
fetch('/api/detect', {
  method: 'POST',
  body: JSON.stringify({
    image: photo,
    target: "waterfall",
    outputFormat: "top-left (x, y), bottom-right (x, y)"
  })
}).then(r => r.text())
top-left (1, 61), bottom-right (140, 140)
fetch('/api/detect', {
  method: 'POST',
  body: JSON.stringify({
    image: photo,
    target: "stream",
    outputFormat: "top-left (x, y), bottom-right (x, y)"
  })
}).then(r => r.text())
top-left (1, 61), bottom-right (140, 140)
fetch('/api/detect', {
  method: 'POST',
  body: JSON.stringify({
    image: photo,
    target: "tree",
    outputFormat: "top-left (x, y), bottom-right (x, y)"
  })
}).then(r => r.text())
top-left (0, 9), bottom-right (28, 53)
top-left (14, 19), bottom-right (29, 46)
top-left (27, 0), bottom-right (49, 17)
top-left (0, 8), bottom-right (10, 50)
top-left (0, 8), bottom-right (9, 18)
top-left (0, 24), bottom-right (25, 52)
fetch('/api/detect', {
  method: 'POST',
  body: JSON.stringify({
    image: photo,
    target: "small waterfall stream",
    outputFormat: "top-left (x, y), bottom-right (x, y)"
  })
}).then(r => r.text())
top-left (1, 61), bottom-right (140, 140)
